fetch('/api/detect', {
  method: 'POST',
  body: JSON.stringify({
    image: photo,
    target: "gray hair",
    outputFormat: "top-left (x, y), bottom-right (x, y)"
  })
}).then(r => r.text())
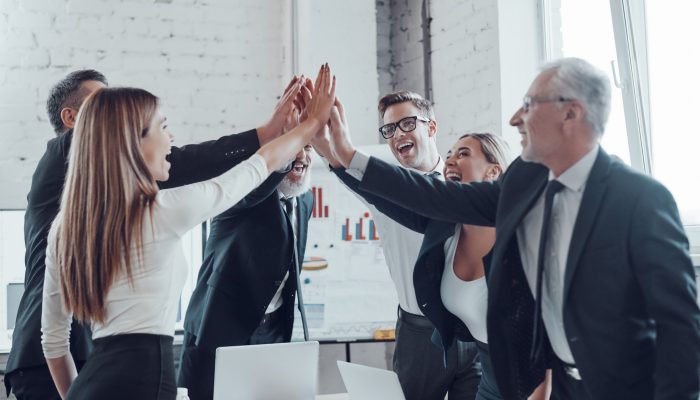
top-left (541, 58), bottom-right (611, 135)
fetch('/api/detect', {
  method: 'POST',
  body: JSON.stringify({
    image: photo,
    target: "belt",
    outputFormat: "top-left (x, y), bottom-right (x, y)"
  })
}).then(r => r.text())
top-left (397, 307), bottom-right (434, 329)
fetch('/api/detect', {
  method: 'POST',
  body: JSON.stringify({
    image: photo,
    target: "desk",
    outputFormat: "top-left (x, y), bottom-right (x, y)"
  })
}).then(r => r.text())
top-left (316, 394), bottom-right (349, 400)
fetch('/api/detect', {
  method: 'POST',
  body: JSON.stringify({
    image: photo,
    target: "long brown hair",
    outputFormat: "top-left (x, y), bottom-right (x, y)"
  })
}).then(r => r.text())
top-left (55, 87), bottom-right (159, 323)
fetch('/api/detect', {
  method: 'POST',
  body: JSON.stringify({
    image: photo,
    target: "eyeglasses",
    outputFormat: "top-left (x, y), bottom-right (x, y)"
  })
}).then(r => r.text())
top-left (378, 116), bottom-right (430, 139)
top-left (522, 96), bottom-right (574, 113)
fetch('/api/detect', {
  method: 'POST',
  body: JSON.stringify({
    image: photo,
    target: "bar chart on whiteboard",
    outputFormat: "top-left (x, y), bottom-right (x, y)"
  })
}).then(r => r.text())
top-left (293, 167), bottom-right (398, 341)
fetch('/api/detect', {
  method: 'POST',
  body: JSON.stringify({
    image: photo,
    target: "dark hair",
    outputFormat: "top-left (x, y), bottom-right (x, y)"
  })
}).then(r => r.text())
top-left (46, 69), bottom-right (108, 135)
top-left (378, 90), bottom-right (435, 120)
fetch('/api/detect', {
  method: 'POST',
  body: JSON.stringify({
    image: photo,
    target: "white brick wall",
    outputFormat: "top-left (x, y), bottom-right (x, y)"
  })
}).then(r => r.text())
top-left (431, 0), bottom-right (502, 156)
top-left (0, 0), bottom-right (289, 208)
top-left (0, 0), bottom-right (543, 207)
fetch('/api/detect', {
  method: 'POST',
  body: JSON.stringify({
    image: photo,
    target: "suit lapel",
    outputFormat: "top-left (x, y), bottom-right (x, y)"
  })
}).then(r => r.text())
top-left (563, 150), bottom-right (612, 299)
top-left (499, 172), bottom-right (548, 242)
top-left (295, 191), bottom-right (313, 260)
top-left (419, 221), bottom-right (456, 259)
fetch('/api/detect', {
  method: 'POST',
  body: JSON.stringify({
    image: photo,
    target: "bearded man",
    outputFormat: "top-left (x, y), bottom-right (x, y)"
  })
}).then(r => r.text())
top-left (177, 142), bottom-right (315, 400)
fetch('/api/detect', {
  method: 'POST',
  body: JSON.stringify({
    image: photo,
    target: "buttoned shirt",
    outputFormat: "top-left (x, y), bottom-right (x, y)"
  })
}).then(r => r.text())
top-left (345, 151), bottom-right (444, 315)
top-left (516, 145), bottom-right (599, 364)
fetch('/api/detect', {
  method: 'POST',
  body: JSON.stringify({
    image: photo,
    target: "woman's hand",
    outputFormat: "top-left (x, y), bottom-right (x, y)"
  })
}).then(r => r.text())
top-left (304, 64), bottom-right (336, 128)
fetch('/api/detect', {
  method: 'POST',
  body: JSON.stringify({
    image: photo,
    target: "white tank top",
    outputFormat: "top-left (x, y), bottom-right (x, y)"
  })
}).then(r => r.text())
top-left (440, 224), bottom-right (489, 344)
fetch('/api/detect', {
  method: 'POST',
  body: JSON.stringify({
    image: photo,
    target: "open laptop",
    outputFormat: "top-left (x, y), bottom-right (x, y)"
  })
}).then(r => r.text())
top-left (213, 341), bottom-right (319, 400)
top-left (337, 361), bottom-right (405, 400)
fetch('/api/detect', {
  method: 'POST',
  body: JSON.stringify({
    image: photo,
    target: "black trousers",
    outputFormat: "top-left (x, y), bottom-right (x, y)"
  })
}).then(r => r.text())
top-left (65, 334), bottom-right (176, 400)
top-left (474, 342), bottom-right (503, 400)
top-left (550, 358), bottom-right (591, 400)
top-left (177, 307), bottom-right (287, 400)
top-left (6, 360), bottom-right (86, 400)
top-left (393, 308), bottom-right (481, 400)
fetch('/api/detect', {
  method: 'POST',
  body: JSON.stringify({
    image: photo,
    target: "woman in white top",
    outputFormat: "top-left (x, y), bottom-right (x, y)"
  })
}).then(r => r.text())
top-left (41, 64), bottom-right (336, 399)
top-left (319, 129), bottom-right (509, 400)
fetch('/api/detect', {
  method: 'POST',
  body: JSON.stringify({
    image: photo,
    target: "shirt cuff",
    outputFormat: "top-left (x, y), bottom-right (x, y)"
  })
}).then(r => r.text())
top-left (346, 151), bottom-right (370, 180)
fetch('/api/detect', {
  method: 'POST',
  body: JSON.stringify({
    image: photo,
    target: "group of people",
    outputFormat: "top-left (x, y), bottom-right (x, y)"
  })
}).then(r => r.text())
top-left (3, 57), bottom-right (699, 400)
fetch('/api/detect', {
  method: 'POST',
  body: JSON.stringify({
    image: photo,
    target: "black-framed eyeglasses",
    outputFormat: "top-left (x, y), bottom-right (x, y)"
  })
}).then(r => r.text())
top-left (522, 95), bottom-right (574, 113)
top-left (378, 115), bottom-right (430, 139)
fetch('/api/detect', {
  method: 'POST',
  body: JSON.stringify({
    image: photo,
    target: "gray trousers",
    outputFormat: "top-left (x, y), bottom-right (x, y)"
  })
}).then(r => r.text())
top-left (393, 308), bottom-right (482, 400)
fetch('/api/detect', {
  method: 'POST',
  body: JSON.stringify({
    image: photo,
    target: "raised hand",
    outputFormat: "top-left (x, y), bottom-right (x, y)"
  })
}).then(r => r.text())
top-left (310, 123), bottom-right (342, 168)
top-left (327, 97), bottom-right (355, 168)
top-left (257, 75), bottom-right (303, 145)
top-left (304, 64), bottom-right (336, 128)
top-left (294, 77), bottom-right (314, 123)
top-left (282, 105), bottom-right (301, 135)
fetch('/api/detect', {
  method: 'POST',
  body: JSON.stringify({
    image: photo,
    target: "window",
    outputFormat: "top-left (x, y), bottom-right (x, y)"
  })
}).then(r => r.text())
top-left (544, 0), bottom-right (631, 165)
top-left (0, 209), bottom-right (205, 349)
top-left (544, 0), bottom-right (700, 246)
top-left (643, 1), bottom-right (700, 226)
top-left (0, 210), bottom-right (26, 351)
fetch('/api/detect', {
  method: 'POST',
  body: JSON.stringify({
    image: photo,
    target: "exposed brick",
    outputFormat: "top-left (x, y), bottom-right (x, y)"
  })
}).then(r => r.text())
top-left (0, 0), bottom-right (287, 207)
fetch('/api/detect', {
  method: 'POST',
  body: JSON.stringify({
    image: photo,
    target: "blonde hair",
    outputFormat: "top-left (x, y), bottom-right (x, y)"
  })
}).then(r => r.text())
top-left (458, 132), bottom-right (511, 174)
top-left (55, 87), bottom-right (159, 323)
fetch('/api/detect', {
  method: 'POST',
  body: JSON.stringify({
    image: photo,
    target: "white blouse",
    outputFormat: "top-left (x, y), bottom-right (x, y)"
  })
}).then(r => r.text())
top-left (440, 224), bottom-right (489, 344)
top-left (41, 154), bottom-right (268, 359)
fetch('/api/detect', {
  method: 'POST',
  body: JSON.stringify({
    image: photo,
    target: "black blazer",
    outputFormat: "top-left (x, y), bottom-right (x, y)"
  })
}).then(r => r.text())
top-left (182, 173), bottom-right (313, 351)
top-left (333, 168), bottom-right (482, 352)
top-left (6, 129), bottom-right (261, 391)
top-left (356, 150), bottom-right (700, 400)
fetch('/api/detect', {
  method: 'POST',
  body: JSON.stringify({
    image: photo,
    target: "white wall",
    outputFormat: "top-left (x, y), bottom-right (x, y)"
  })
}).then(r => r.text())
top-left (430, 0), bottom-right (542, 160)
top-left (430, 0), bottom-right (502, 156)
top-left (0, 0), bottom-right (289, 209)
top-left (295, 0), bottom-right (380, 147)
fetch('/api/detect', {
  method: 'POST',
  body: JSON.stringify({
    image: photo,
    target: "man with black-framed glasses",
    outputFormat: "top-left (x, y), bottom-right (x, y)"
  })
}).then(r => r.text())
top-left (319, 91), bottom-right (482, 400)
top-left (325, 58), bottom-right (700, 400)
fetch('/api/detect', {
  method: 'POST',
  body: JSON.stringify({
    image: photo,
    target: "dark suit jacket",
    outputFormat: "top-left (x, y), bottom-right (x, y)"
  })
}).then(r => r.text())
top-left (333, 168), bottom-right (479, 351)
top-left (356, 149), bottom-right (700, 400)
top-left (182, 173), bottom-right (313, 351)
top-left (5, 128), bottom-right (261, 394)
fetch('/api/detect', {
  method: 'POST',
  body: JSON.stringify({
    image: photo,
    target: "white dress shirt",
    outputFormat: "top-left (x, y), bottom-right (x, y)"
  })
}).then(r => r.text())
top-left (344, 150), bottom-right (444, 315)
top-left (42, 154), bottom-right (268, 359)
top-left (516, 146), bottom-right (599, 364)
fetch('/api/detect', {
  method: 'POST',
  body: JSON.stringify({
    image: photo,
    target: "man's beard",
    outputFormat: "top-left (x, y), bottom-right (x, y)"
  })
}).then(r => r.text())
top-left (279, 168), bottom-right (312, 198)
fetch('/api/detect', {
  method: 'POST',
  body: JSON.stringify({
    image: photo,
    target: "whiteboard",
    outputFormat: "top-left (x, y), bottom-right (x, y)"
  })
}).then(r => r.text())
top-left (292, 146), bottom-right (401, 341)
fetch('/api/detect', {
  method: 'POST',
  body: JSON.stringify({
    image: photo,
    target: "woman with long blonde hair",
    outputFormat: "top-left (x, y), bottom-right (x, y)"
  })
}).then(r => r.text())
top-left (41, 65), bottom-right (336, 399)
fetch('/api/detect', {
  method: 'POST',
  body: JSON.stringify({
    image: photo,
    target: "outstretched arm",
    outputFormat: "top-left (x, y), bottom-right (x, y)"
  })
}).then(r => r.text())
top-left (325, 97), bottom-right (498, 226)
top-left (157, 64), bottom-right (338, 235)
top-left (161, 75), bottom-right (304, 189)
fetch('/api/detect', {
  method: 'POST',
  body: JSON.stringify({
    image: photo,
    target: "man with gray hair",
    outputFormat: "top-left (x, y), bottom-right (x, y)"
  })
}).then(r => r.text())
top-left (325, 57), bottom-right (700, 399)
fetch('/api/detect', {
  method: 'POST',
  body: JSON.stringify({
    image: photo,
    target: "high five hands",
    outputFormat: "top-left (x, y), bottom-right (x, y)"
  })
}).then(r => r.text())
top-left (295, 73), bottom-right (356, 169)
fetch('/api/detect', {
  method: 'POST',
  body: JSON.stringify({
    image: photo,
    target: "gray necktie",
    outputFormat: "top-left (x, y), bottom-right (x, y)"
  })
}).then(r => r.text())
top-left (530, 179), bottom-right (565, 362)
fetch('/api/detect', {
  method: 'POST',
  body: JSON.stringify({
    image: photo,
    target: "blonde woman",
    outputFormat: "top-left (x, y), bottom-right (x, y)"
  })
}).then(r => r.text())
top-left (41, 65), bottom-right (336, 399)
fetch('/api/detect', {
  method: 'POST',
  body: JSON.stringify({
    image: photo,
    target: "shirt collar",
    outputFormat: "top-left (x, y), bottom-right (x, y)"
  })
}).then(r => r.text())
top-left (278, 191), bottom-right (296, 203)
top-left (407, 157), bottom-right (445, 180)
top-left (549, 145), bottom-right (599, 192)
